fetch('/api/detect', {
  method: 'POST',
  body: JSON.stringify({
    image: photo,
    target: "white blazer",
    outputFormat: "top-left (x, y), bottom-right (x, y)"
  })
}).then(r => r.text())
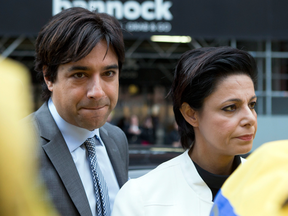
top-left (112, 150), bottom-right (245, 216)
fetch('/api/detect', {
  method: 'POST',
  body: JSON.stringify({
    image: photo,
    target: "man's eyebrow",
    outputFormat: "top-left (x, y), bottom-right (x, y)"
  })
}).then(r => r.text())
top-left (222, 95), bottom-right (257, 103)
top-left (67, 64), bottom-right (119, 72)
top-left (104, 64), bottom-right (119, 70)
top-left (68, 66), bottom-right (90, 72)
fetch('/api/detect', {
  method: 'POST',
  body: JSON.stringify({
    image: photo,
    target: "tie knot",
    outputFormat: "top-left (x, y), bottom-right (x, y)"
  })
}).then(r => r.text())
top-left (84, 135), bottom-right (101, 147)
top-left (84, 135), bottom-right (102, 156)
top-left (84, 137), bottom-right (97, 155)
top-left (86, 137), bottom-right (95, 145)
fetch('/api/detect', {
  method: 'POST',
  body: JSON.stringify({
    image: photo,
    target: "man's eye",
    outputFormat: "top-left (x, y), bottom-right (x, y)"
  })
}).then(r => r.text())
top-left (73, 73), bottom-right (85, 78)
top-left (223, 105), bottom-right (236, 112)
top-left (104, 71), bottom-right (115, 77)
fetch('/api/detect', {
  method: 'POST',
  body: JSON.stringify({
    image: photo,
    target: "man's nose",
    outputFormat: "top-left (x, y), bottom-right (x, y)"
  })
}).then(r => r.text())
top-left (87, 76), bottom-right (105, 99)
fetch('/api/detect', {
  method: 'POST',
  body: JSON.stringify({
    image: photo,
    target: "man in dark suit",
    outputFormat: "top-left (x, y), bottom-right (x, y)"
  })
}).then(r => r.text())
top-left (24, 7), bottom-right (128, 216)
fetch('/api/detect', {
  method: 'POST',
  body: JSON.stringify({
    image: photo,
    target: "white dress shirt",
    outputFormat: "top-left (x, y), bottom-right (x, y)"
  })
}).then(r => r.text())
top-left (48, 98), bottom-right (119, 215)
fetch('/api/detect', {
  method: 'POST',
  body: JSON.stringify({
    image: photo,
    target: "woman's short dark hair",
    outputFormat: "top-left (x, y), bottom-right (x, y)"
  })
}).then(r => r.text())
top-left (169, 47), bottom-right (257, 150)
top-left (34, 7), bottom-right (125, 101)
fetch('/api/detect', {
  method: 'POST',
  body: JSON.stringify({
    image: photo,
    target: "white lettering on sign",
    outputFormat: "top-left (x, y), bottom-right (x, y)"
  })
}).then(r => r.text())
top-left (125, 21), bottom-right (171, 32)
top-left (52, 0), bottom-right (173, 21)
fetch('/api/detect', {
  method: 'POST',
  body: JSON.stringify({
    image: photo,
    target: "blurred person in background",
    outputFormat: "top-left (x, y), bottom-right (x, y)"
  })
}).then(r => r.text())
top-left (22, 7), bottom-right (128, 216)
top-left (210, 139), bottom-right (288, 216)
top-left (112, 47), bottom-right (258, 216)
top-left (0, 56), bottom-right (58, 216)
top-left (164, 121), bottom-right (181, 147)
top-left (126, 115), bottom-right (142, 144)
top-left (140, 116), bottom-right (156, 145)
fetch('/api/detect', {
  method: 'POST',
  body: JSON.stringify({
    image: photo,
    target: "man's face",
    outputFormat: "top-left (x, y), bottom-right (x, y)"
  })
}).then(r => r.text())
top-left (44, 40), bottom-right (119, 130)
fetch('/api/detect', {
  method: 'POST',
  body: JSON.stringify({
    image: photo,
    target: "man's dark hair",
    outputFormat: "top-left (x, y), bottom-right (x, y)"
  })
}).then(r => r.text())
top-left (168, 46), bottom-right (257, 150)
top-left (34, 7), bottom-right (125, 101)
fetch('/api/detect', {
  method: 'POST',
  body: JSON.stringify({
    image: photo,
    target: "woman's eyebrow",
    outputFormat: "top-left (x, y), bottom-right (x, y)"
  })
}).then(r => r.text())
top-left (222, 95), bottom-right (257, 104)
top-left (222, 98), bottom-right (241, 104)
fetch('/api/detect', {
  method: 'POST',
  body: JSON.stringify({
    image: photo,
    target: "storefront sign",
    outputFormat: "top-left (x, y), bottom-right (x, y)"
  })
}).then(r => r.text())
top-left (53, 0), bottom-right (173, 33)
top-left (1, 0), bottom-right (288, 39)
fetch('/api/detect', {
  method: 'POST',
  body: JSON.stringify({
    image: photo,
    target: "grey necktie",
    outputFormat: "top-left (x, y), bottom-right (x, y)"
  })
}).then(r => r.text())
top-left (84, 135), bottom-right (111, 216)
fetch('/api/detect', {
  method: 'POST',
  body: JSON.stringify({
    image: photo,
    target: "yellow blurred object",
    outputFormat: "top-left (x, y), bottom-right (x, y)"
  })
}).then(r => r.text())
top-left (0, 56), bottom-right (58, 216)
top-left (211, 140), bottom-right (288, 216)
top-left (128, 84), bottom-right (139, 95)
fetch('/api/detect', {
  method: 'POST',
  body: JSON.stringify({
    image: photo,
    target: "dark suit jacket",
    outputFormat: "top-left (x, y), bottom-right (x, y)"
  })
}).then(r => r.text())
top-left (24, 102), bottom-right (129, 216)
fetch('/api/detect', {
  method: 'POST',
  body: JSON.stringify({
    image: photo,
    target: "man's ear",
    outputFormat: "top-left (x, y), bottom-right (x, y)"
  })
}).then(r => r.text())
top-left (43, 65), bottom-right (53, 91)
top-left (179, 102), bottom-right (199, 127)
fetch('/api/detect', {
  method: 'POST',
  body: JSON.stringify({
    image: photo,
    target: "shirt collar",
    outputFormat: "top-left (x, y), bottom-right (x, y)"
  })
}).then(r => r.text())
top-left (48, 98), bottom-right (103, 153)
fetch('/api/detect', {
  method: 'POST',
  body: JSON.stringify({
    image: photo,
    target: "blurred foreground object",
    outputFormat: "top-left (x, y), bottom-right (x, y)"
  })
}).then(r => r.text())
top-left (211, 140), bottom-right (288, 216)
top-left (0, 56), bottom-right (58, 216)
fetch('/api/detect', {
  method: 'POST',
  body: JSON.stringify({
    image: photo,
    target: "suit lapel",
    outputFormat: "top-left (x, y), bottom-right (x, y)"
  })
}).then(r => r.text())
top-left (36, 103), bottom-right (92, 216)
top-left (100, 127), bottom-right (126, 187)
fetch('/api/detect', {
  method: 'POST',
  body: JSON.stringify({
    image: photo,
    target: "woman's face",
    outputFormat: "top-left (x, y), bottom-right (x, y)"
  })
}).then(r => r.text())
top-left (194, 74), bottom-right (257, 156)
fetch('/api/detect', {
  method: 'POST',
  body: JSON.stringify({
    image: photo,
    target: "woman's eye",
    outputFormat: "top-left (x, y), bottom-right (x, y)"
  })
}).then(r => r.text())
top-left (73, 73), bottom-right (85, 78)
top-left (223, 105), bottom-right (236, 112)
top-left (249, 101), bottom-right (257, 109)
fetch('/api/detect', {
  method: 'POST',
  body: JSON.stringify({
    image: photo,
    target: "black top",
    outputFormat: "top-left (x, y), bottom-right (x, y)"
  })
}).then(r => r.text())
top-left (193, 156), bottom-right (241, 201)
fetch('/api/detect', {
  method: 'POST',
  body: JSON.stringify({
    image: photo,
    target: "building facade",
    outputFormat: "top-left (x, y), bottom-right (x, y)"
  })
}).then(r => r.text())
top-left (1, 0), bottom-right (288, 148)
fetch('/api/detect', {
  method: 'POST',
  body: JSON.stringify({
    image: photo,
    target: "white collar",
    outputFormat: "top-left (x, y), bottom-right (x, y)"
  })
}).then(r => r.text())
top-left (181, 150), bottom-right (213, 202)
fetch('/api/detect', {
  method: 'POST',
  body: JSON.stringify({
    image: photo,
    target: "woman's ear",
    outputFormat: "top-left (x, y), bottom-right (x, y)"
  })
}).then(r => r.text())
top-left (180, 102), bottom-right (199, 127)
top-left (43, 65), bottom-right (53, 91)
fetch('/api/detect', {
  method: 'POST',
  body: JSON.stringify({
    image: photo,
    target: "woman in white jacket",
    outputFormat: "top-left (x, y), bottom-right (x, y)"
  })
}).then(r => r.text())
top-left (112, 47), bottom-right (258, 216)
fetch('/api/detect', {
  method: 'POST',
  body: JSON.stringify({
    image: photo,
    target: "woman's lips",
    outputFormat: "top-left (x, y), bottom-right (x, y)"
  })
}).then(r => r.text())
top-left (236, 135), bottom-right (253, 141)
